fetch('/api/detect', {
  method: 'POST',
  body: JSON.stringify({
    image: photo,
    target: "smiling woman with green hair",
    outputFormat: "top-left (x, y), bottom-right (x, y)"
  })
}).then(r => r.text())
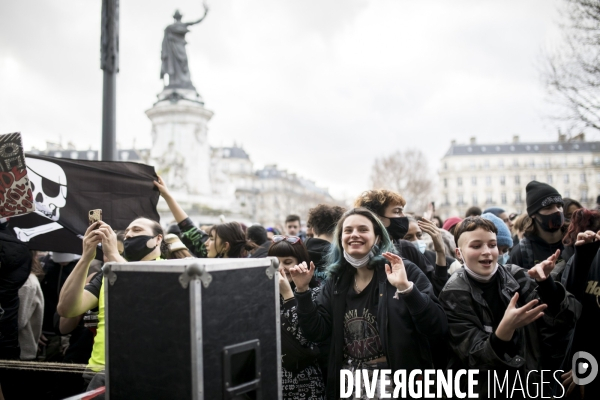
top-left (288, 207), bottom-right (448, 399)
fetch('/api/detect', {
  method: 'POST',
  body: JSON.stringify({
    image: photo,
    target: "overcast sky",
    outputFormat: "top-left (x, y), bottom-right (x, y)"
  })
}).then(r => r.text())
top-left (0, 0), bottom-right (565, 200)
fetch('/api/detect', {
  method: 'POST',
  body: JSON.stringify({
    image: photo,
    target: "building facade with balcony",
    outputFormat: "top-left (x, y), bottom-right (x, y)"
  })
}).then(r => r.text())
top-left (437, 135), bottom-right (600, 219)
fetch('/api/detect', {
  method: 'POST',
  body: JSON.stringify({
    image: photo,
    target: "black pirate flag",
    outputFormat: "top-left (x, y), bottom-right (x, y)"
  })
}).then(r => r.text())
top-left (9, 153), bottom-right (160, 254)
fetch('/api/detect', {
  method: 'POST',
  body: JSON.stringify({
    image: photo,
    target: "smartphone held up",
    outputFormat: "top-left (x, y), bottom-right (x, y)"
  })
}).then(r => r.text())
top-left (89, 209), bottom-right (102, 227)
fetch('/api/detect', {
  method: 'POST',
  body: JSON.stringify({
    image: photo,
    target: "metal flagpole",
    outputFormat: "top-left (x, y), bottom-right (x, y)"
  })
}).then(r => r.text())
top-left (100, 0), bottom-right (119, 161)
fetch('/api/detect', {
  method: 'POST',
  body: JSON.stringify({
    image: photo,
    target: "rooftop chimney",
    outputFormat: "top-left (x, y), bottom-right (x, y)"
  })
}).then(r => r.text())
top-left (451, 140), bottom-right (456, 146)
top-left (469, 137), bottom-right (476, 144)
top-left (558, 133), bottom-right (567, 142)
top-left (512, 135), bottom-right (519, 143)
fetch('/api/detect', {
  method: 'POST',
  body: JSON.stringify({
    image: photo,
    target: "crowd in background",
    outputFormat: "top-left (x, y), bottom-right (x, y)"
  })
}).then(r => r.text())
top-left (1, 176), bottom-right (600, 399)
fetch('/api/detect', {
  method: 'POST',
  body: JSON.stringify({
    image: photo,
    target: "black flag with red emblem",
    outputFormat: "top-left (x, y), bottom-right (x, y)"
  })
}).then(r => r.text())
top-left (8, 153), bottom-right (160, 254)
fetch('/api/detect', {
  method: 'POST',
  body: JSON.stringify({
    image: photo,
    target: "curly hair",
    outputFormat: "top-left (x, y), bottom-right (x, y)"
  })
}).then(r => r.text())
top-left (563, 208), bottom-right (600, 246)
top-left (326, 208), bottom-right (396, 278)
top-left (353, 189), bottom-right (406, 216)
top-left (453, 216), bottom-right (498, 246)
top-left (307, 204), bottom-right (346, 236)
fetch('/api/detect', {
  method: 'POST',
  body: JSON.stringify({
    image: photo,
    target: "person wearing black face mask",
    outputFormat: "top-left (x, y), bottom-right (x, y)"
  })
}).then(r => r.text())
top-left (353, 189), bottom-right (448, 296)
top-left (122, 234), bottom-right (161, 262)
top-left (509, 181), bottom-right (567, 273)
top-left (57, 218), bottom-right (166, 398)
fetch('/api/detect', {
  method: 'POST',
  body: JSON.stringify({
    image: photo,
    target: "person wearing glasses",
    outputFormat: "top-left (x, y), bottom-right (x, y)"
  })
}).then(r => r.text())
top-left (289, 208), bottom-right (447, 399)
top-left (268, 235), bottom-right (325, 400)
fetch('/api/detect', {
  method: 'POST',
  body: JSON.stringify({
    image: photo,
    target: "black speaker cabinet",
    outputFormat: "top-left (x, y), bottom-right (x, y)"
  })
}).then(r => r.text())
top-left (102, 258), bottom-right (281, 400)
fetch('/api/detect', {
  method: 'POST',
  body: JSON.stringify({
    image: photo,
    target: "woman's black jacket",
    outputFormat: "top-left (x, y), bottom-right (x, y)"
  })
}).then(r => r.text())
top-left (294, 258), bottom-right (448, 399)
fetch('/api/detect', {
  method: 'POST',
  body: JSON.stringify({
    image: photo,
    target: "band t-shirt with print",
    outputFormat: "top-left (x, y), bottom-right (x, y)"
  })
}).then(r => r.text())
top-left (343, 274), bottom-right (384, 364)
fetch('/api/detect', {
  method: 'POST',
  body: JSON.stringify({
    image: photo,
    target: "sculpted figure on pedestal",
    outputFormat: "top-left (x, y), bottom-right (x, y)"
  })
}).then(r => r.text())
top-left (160, 3), bottom-right (209, 90)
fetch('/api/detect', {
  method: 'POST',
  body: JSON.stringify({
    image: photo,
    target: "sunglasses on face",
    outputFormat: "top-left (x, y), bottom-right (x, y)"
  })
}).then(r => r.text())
top-left (272, 235), bottom-right (302, 244)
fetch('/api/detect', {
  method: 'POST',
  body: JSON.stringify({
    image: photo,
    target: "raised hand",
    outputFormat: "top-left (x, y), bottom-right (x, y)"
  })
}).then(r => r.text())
top-left (153, 175), bottom-right (171, 199)
top-left (528, 249), bottom-right (561, 282)
top-left (289, 261), bottom-right (315, 293)
top-left (418, 218), bottom-right (444, 253)
top-left (574, 230), bottom-right (600, 246)
top-left (382, 252), bottom-right (411, 291)
top-left (278, 269), bottom-right (294, 300)
top-left (561, 370), bottom-right (585, 398)
top-left (496, 292), bottom-right (547, 341)
top-left (82, 222), bottom-right (102, 260)
top-left (93, 222), bottom-right (123, 262)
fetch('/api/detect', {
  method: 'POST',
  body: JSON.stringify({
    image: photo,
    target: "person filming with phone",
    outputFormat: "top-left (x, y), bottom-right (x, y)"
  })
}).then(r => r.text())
top-left (57, 214), bottom-right (167, 397)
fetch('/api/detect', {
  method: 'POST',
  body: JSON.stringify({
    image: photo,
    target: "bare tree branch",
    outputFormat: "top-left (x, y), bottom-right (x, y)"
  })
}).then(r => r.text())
top-left (541, 0), bottom-right (600, 136)
top-left (369, 148), bottom-right (433, 213)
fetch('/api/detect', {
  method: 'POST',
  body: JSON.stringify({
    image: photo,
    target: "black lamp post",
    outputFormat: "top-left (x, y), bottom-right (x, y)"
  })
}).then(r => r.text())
top-left (100, 0), bottom-right (119, 161)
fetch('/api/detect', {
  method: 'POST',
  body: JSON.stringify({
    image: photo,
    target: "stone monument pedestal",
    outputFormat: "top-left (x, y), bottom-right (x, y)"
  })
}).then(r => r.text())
top-left (146, 89), bottom-right (214, 197)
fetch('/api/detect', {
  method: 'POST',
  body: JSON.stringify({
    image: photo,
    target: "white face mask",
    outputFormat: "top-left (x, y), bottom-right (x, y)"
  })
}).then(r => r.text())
top-left (343, 236), bottom-right (379, 268)
top-left (457, 248), bottom-right (499, 282)
top-left (499, 252), bottom-right (509, 265)
top-left (413, 240), bottom-right (427, 254)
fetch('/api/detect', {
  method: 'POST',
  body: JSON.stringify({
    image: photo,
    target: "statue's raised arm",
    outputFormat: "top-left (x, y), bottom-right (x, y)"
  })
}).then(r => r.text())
top-left (186, 3), bottom-right (209, 27)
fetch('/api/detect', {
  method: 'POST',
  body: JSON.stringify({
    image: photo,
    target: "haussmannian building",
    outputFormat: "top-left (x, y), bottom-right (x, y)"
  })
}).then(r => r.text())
top-left (437, 134), bottom-right (600, 219)
top-left (29, 142), bottom-right (334, 227)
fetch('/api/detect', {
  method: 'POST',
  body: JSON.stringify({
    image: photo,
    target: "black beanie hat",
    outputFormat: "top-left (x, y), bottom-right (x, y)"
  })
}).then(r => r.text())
top-left (526, 180), bottom-right (563, 216)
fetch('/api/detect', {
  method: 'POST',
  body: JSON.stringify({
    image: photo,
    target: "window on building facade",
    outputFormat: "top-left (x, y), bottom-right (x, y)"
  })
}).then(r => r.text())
top-left (498, 160), bottom-right (504, 168)
top-left (581, 190), bottom-right (588, 202)
top-left (472, 194), bottom-right (478, 205)
top-left (513, 159), bottom-right (519, 167)
top-left (564, 174), bottom-right (569, 184)
top-left (486, 193), bottom-right (493, 204)
top-left (515, 175), bottom-right (520, 184)
top-left (470, 161), bottom-right (476, 170)
top-left (581, 173), bottom-right (587, 183)
top-left (565, 190), bottom-right (570, 198)
top-left (545, 157), bottom-right (551, 167)
top-left (579, 157), bottom-right (584, 166)
top-left (515, 192), bottom-right (522, 204)
top-left (501, 192), bottom-right (507, 204)
top-left (483, 160), bottom-right (489, 169)
top-left (472, 176), bottom-right (477, 185)
top-left (444, 194), bottom-right (449, 205)
top-left (529, 159), bottom-right (535, 168)
top-left (485, 176), bottom-right (491, 186)
top-left (597, 173), bottom-right (600, 183)
top-left (457, 177), bottom-right (463, 186)
top-left (547, 175), bottom-right (553, 184)
top-left (444, 178), bottom-right (447, 188)
top-left (531, 175), bottom-right (536, 181)
top-left (500, 175), bottom-right (505, 185)
top-left (444, 162), bottom-right (448, 170)
top-left (457, 194), bottom-right (464, 205)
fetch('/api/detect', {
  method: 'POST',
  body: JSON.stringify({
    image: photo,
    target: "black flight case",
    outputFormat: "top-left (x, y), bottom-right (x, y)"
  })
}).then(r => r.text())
top-left (102, 258), bottom-right (281, 400)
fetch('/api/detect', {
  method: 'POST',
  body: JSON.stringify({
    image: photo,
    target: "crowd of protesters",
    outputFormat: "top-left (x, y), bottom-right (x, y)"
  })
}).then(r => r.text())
top-left (2, 176), bottom-right (600, 399)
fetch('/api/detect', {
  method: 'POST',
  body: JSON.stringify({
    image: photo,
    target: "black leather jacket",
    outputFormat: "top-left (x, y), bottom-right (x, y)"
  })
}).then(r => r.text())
top-left (439, 264), bottom-right (581, 397)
